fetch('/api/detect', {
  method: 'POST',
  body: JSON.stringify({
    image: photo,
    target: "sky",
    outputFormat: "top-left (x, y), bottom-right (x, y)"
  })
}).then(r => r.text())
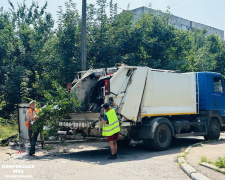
top-left (1, 0), bottom-right (225, 32)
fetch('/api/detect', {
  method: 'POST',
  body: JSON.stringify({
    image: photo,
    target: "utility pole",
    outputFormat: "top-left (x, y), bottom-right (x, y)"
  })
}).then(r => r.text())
top-left (81, 0), bottom-right (87, 70)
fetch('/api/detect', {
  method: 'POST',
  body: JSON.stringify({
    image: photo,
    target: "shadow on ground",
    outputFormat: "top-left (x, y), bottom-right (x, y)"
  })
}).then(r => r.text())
top-left (13, 137), bottom-right (204, 165)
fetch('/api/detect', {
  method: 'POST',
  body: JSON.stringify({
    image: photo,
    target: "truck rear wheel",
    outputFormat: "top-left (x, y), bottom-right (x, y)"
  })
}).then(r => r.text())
top-left (204, 119), bottom-right (220, 141)
top-left (144, 123), bottom-right (172, 151)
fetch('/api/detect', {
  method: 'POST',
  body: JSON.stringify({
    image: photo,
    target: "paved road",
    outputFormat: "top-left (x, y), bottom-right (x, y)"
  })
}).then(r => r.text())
top-left (1, 136), bottom-right (213, 180)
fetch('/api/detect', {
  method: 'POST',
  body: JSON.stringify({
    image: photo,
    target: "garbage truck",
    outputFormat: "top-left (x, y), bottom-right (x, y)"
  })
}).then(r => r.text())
top-left (58, 65), bottom-right (225, 150)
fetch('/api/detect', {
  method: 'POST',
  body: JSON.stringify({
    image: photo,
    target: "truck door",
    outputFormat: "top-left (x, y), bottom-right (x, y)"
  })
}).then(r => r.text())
top-left (213, 76), bottom-right (225, 115)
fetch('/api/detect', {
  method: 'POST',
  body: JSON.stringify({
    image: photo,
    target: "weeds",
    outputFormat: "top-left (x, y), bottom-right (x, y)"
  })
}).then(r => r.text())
top-left (200, 155), bottom-right (213, 164)
top-left (177, 147), bottom-right (188, 160)
top-left (43, 145), bottom-right (54, 151)
top-left (0, 123), bottom-right (18, 141)
top-left (60, 141), bottom-right (68, 146)
top-left (181, 147), bottom-right (185, 152)
top-left (215, 157), bottom-right (225, 168)
top-left (200, 155), bottom-right (225, 170)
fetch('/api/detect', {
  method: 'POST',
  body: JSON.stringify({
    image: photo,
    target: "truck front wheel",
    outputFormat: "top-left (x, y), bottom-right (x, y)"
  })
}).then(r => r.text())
top-left (204, 119), bottom-right (220, 141)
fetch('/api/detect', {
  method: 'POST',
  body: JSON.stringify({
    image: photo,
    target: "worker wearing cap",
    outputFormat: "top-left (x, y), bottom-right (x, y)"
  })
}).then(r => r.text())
top-left (25, 101), bottom-right (39, 143)
top-left (102, 101), bottom-right (120, 159)
top-left (25, 100), bottom-right (40, 155)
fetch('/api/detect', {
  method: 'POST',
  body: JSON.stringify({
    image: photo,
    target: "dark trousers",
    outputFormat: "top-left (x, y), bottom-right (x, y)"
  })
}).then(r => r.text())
top-left (28, 130), bottom-right (32, 144)
top-left (29, 131), bottom-right (39, 154)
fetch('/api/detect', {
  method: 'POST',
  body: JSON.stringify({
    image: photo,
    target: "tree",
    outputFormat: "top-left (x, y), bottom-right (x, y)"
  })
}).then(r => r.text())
top-left (54, 0), bottom-right (81, 85)
top-left (1, 0), bottom-right (225, 120)
top-left (0, 1), bottom-right (54, 117)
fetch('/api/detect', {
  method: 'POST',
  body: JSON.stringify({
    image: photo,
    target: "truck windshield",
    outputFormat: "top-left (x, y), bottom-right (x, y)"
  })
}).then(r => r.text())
top-left (213, 77), bottom-right (223, 93)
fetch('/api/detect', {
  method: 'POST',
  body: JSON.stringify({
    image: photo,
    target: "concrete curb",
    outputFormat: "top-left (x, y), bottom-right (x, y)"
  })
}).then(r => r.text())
top-left (180, 163), bottom-right (196, 176)
top-left (200, 162), bottom-right (225, 173)
top-left (191, 173), bottom-right (210, 180)
top-left (177, 138), bottom-right (225, 179)
top-left (177, 144), bottom-right (210, 180)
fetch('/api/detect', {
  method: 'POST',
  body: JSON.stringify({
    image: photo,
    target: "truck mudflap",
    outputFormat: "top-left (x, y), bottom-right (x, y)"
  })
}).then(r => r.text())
top-left (139, 117), bottom-right (174, 139)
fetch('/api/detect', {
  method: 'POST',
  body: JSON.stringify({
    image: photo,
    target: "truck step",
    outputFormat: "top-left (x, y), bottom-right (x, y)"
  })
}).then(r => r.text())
top-left (174, 121), bottom-right (205, 126)
top-left (175, 132), bottom-right (206, 138)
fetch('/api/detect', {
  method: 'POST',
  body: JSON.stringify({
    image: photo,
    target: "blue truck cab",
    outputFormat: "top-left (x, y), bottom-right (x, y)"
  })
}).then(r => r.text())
top-left (198, 72), bottom-right (225, 115)
top-left (197, 72), bottom-right (225, 139)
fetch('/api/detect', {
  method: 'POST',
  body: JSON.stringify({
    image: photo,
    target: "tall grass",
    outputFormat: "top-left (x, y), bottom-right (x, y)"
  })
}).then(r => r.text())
top-left (0, 117), bottom-right (18, 141)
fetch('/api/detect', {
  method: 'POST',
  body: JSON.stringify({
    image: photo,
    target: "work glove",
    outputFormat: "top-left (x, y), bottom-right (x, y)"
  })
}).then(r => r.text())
top-left (109, 97), bottom-right (113, 103)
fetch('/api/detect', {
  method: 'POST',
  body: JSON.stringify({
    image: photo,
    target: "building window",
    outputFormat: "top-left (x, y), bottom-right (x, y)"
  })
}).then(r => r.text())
top-left (181, 24), bottom-right (188, 30)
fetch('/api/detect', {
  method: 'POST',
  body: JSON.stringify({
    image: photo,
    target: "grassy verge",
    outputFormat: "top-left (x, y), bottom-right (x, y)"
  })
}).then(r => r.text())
top-left (0, 123), bottom-right (18, 144)
top-left (200, 155), bottom-right (225, 169)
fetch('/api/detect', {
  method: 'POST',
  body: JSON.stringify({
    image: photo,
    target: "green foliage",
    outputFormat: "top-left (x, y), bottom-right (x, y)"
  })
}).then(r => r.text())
top-left (0, 117), bottom-right (18, 141)
top-left (31, 77), bottom-right (80, 137)
top-left (215, 157), bottom-right (225, 168)
top-left (200, 155), bottom-right (213, 164)
top-left (55, 0), bottom-right (81, 85)
top-left (200, 156), bottom-right (225, 169)
top-left (1, 0), bottom-right (225, 125)
top-left (0, 0), bottom-right (54, 118)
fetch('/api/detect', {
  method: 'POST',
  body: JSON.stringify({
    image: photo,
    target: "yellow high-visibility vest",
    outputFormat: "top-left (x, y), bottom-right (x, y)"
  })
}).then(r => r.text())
top-left (102, 109), bottom-right (120, 136)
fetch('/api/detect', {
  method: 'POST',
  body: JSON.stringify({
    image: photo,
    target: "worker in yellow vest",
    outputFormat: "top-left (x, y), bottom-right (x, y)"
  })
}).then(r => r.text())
top-left (25, 100), bottom-right (40, 155)
top-left (102, 101), bottom-right (120, 159)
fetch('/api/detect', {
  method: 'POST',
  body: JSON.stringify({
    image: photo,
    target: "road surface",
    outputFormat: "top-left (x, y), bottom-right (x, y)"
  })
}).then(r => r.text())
top-left (1, 136), bottom-right (214, 180)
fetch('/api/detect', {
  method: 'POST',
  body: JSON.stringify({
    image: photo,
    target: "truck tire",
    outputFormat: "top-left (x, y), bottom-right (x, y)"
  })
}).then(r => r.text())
top-left (144, 123), bottom-right (172, 151)
top-left (204, 119), bottom-right (220, 141)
